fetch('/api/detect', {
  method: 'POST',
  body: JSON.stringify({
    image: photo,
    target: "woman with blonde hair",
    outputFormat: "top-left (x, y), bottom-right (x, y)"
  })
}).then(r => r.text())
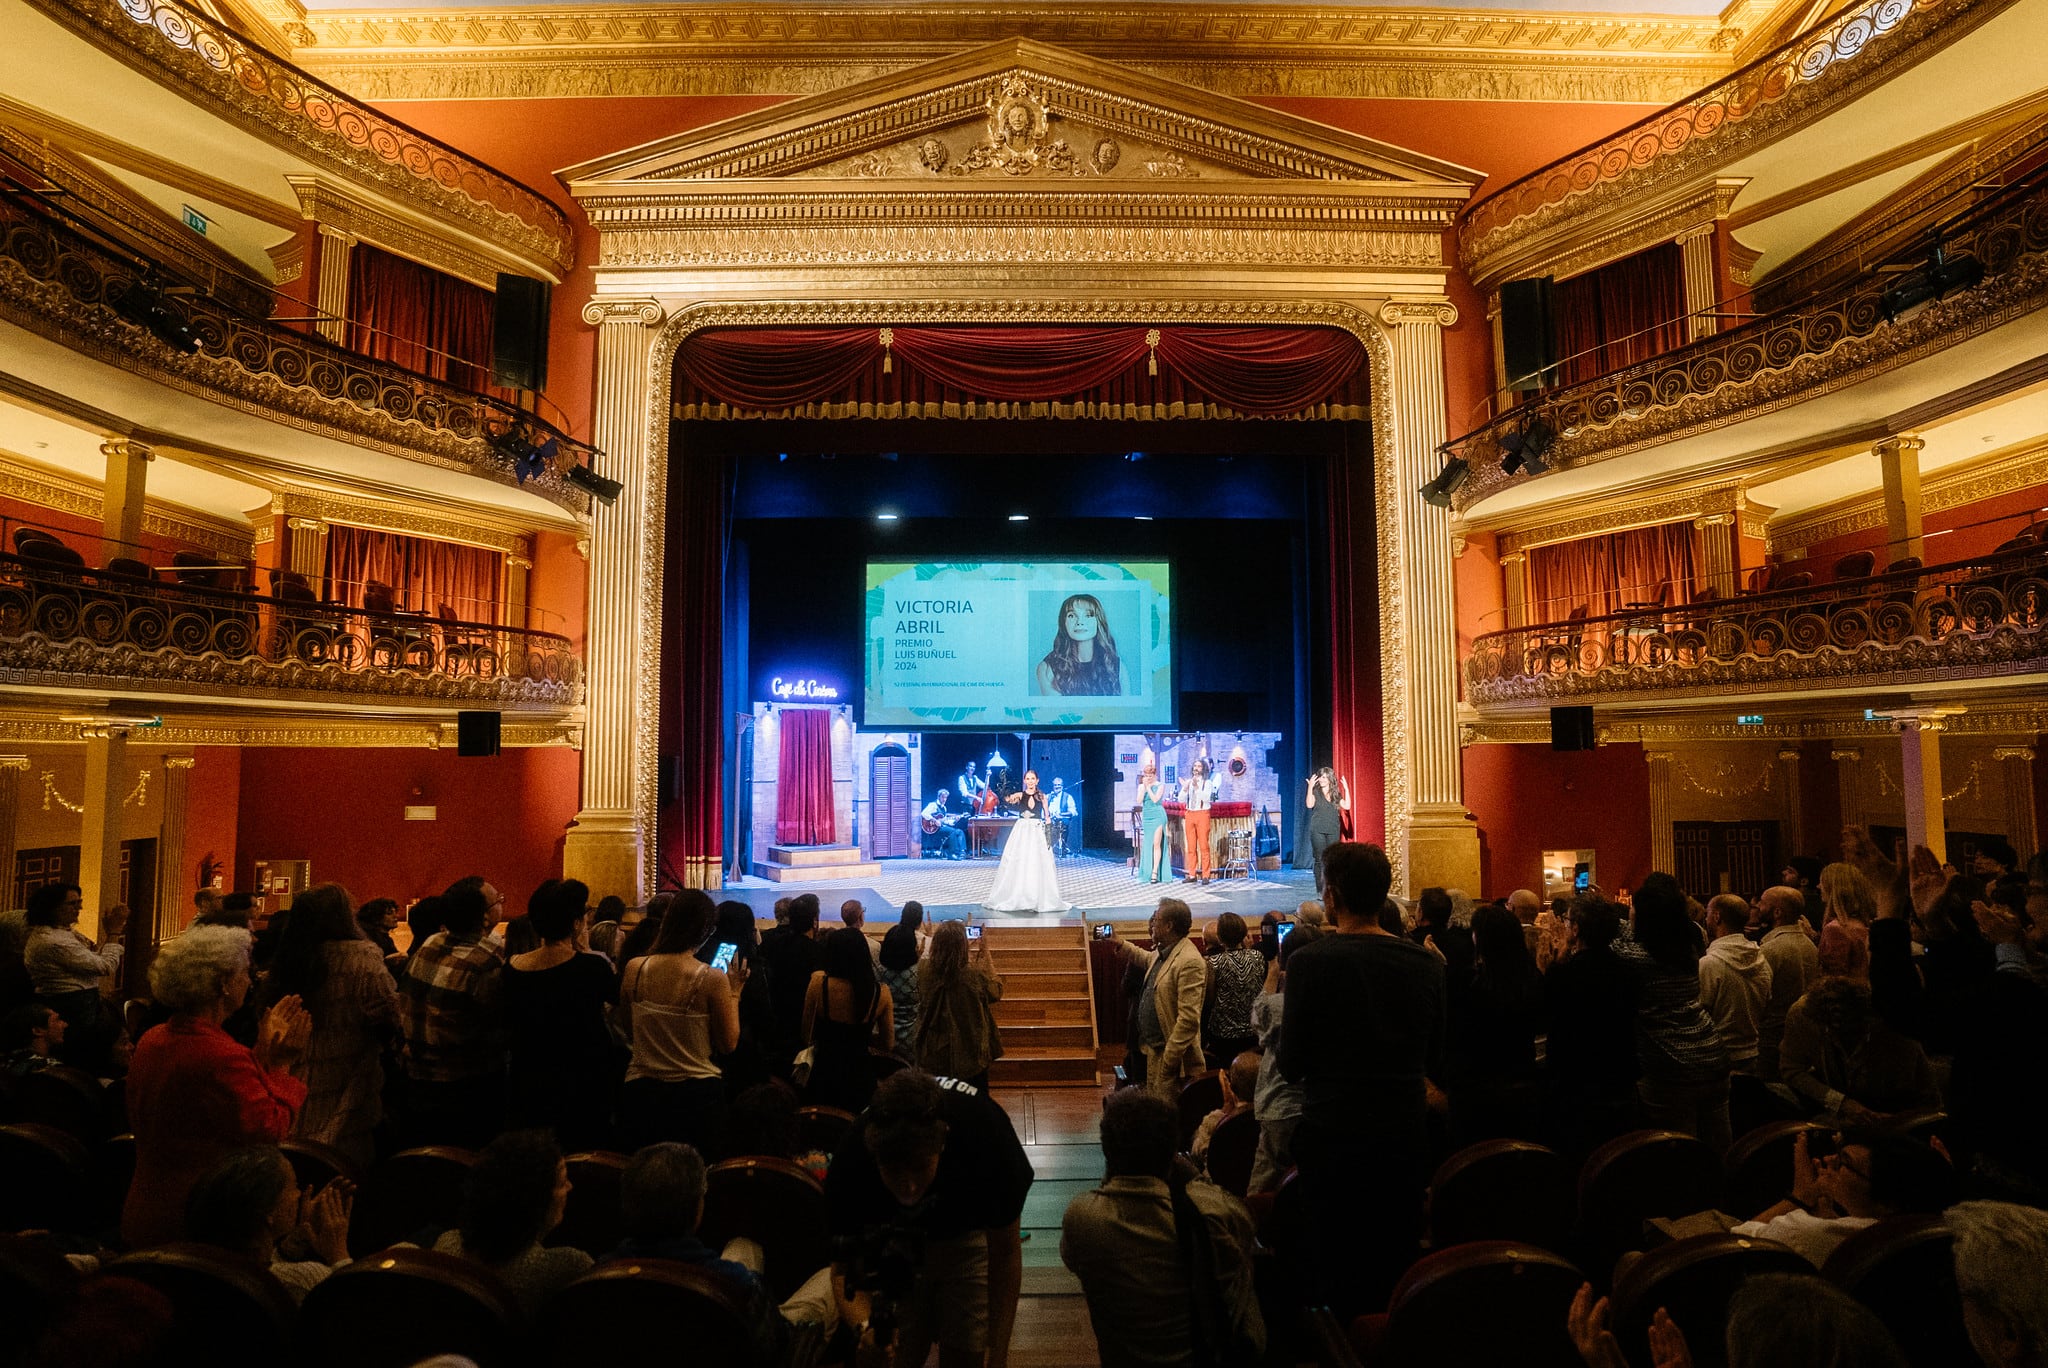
top-left (914, 921), bottom-right (1005, 1092)
top-left (1818, 862), bottom-right (1876, 979)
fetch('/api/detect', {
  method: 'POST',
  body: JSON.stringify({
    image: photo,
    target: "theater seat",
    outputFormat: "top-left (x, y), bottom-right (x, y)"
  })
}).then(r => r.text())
top-left (281, 1138), bottom-right (367, 1196)
top-left (1824, 1215), bottom-right (1982, 1368)
top-left (107, 1244), bottom-right (296, 1368)
top-left (297, 1247), bottom-right (519, 1368)
top-left (794, 1104), bottom-right (856, 1158)
top-left (1610, 1233), bottom-right (1808, 1367)
top-left (0, 1123), bottom-right (97, 1235)
top-left (550, 1151), bottom-right (629, 1258)
top-left (699, 1156), bottom-right (831, 1301)
top-left (10, 1065), bottom-right (115, 1145)
top-left (1205, 1110), bottom-right (1260, 1198)
top-left (349, 1146), bottom-right (477, 1258)
top-left (1177, 1071), bottom-right (1223, 1150)
top-left (1376, 1241), bottom-right (1587, 1368)
top-left (1577, 1130), bottom-right (1722, 1275)
top-left (538, 1257), bottom-right (826, 1368)
top-left (1430, 1139), bottom-right (1573, 1253)
top-left (1720, 1120), bottom-right (1828, 1220)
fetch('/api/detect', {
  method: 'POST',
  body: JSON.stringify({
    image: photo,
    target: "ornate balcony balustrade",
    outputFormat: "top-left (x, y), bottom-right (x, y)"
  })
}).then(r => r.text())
top-left (1465, 539), bottom-right (2048, 707)
top-left (0, 183), bottom-right (592, 512)
top-left (0, 551), bottom-right (582, 710)
top-left (1447, 163), bottom-right (2048, 511)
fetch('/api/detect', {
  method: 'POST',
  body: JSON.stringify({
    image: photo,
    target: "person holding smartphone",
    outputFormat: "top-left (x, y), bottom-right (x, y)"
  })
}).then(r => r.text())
top-left (619, 890), bottom-right (746, 1153)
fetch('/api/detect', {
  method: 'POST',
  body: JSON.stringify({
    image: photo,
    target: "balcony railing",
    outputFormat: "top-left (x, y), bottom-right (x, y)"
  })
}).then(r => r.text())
top-left (1465, 540), bottom-right (2048, 707)
top-left (0, 551), bottom-right (582, 709)
top-left (1445, 161), bottom-right (2048, 511)
top-left (0, 183), bottom-right (592, 512)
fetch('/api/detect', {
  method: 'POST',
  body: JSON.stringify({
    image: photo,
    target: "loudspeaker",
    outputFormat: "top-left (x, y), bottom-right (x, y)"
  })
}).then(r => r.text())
top-left (1499, 277), bottom-right (1557, 393)
top-left (1549, 706), bottom-right (1596, 752)
top-left (657, 755), bottom-right (680, 807)
top-left (457, 710), bottom-right (502, 757)
top-left (492, 274), bottom-right (551, 393)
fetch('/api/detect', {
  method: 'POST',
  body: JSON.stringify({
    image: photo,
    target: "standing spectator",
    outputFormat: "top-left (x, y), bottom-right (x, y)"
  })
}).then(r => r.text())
top-left (802, 927), bottom-right (892, 1113)
top-left (1778, 977), bottom-right (1939, 1122)
top-left (1294, 899), bottom-right (1327, 929)
top-left (1818, 863), bottom-right (1876, 979)
top-left (619, 890), bottom-right (742, 1153)
top-left (1409, 886), bottom-right (1473, 977)
top-left (433, 1129), bottom-right (592, 1313)
top-left (1117, 899), bottom-right (1209, 1103)
top-left (1508, 888), bottom-right (1546, 960)
top-left (1698, 893), bottom-right (1773, 1076)
top-left (1757, 884), bottom-right (1823, 1079)
top-left (1279, 841), bottom-right (1445, 1315)
top-left (263, 883), bottom-right (399, 1166)
top-left (1248, 924), bottom-right (1316, 1193)
top-left (877, 910), bottom-right (923, 1057)
top-left (614, 890), bottom-right (672, 972)
top-left (587, 895), bottom-right (629, 962)
top-left (761, 893), bottom-right (824, 1073)
top-left (840, 899), bottom-right (881, 961)
top-left (502, 878), bottom-right (620, 1150)
top-left (355, 898), bottom-right (402, 960)
top-left (1947, 1201), bottom-right (2048, 1368)
top-left (1201, 912), bottom-right (1263, 1062)
top-left (1616, 874), bottom-right (1732, 1151)
top-left (699, 898), bottom-right (775, 1092)
top-left (914, 921), bottom-right (1005, 1091)
top-left (1442, 902), bottom-right (1545, 1144)
top-left (1540, 898), bottom-right (1641, 1158)
top-left (123, 925), bottom-right (310, 1248)
top-left (23, 882), bottom-right (125, 1071)
top-left (185, 1145), bottom-right (354, 1303)
top-left (398, 880), bottom-right (506, 1147)
top-left (1061, 1089), bottom-right (1264, 1368)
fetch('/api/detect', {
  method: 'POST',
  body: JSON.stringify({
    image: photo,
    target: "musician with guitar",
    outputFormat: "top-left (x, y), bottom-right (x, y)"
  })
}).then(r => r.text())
top-left (921, 789), bottom-right (967, 860)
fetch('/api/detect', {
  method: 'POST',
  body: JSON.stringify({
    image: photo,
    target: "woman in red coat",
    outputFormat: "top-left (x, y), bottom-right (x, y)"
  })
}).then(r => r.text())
top-left (122, 924), bottom-right (312, 1249)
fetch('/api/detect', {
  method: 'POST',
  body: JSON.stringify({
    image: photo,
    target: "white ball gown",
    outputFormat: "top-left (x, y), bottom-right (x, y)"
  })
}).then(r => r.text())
top-left (981, 794), bottom-right (1071, 914)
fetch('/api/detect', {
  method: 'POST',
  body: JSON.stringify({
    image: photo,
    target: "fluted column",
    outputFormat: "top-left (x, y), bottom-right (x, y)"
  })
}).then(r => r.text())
top-left (1777, 746), bottom-right (1803, 854)
top-left (1996, 746), bottom-right (2038, 864)
top-left (1694, 512), bottom-right (1738, 598)
top-left (1877, 435), bottom-right (1926, 566)
top-left (0, 756), bottom-right (27, 894)
top-left (1379, 299), bottom-right (1479, 896)
top-left (1500, 551), bottom-right (1528, 629)
top-left (78, 725), bottom-right (131, 940)
top-left (154, 756), bottom-right (195, 947)
top-left (1647, 751), bottom-right (1676, 874)
top-left (1679, 226), bottom-right (1719, 341)
top-left (1832, 746), bottom-right (1865, 832)
top-left (564, 298), bottom-right (666, 904)
top-left (286, 516), bottom-right (328, 585)
top-left (100, 439), bottom-right (151, 566)
top-left (1886, 712), bottom-right (1950, 863)
top-left (506, 552), bottom-right (532, 630)
top-left (314, 226), bottom-right (354, 345)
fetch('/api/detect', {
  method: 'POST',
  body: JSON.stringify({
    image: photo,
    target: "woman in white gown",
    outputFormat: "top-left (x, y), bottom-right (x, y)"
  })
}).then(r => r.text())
top-left (982, 770), bottom-right (1071, 914)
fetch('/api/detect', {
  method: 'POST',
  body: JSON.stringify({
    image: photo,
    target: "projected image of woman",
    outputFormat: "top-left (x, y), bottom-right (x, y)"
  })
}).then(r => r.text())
top-left (982, 769), bottom-right (1071, 914)
top-left (1035, 593), bottom-right (1125, 697)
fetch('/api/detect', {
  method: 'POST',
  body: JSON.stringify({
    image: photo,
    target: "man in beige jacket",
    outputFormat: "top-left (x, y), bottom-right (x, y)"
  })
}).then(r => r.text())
top-left (1120, 898), bottom-right (1209, 1102)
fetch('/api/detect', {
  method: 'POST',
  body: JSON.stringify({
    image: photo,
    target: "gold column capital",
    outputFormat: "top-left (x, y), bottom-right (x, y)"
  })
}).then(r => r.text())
top-left (286, 516), bottom-right (326, 532)
top-left (581, 298), bottom-right (667, 329)
top-left (99, 438), bottom-right (153, 463)
top-left (0, 755), bottom-right (29, 771)
top-left (1875, 434), bottom-right (1926, 458)
top-left (1830, 746), bottom-right (1863, 762)
top-left (1693, 512), bottom-right (1736, 529)
top-left (164, 755), bottom-right (197, 770)
top-left (1378, 299), bottom-right (1459, 329)
top-left (1498, 550), bottom-right (1526, 566)
top-left (1994, 746), bottom-right (2037, 762)
top-left (507, 554), bottom-right (534, 570)
top-left (1645, 750), bottom-right (1676, 765)
top-left (1777, 746), bottom-right (1802, 762)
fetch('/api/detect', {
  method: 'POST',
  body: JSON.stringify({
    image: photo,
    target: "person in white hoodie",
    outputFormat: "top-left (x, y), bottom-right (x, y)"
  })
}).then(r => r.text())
top-left (1698, 894), bottom-right (1773, 1075)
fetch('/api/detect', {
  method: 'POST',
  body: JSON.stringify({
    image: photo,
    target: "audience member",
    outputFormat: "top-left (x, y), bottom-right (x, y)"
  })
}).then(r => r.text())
top-left (1189, 1050), bottom-right (1258, 1173)
top-left (840, 899), bottom-right (880, 961)
top-left (354, 897), bottom-right (402, 960)
top-left (718, 1080), bottom-right (809, 1173)
top-left (404, 895), bottom-right (446, 955)
top-left (1117, 898), bottom-right (1208, 1103)
top-left (1571, 1272), bottom-right (1907, 1368)
top-left (398, 879), bottom-right (507, 1147)
top-left (1949, 898), bottom-right (2048, 1202)
top-left (1061, 1089), bottom-right (1264, 1368)
top-left (185, 1145), bottom-right (354, 1303)
top-left (913, 920), bottom-right (1005, 1091)
top-left (1279, 841), bottom-right (1444, 1315)
top-left (877, 909), bottom-right (923, 1057)
top-left (1698, 892), bottom-right (1772, 1076)
top-left (1201, 912), bottom-right (1263, 1062)
top-left (1540, 897), bottom-right (1641, 1157)
top-left (1818, 862), bottom-right (1876, 978)
top-left (1616, 873), bottom-right (1732, 1150)
top-left (1729, 1128), bottom-right (1957, 1266)
top-left (502, 878), bottom-right (619, 1149)
top-left (1409, 885), bottom-right (1473, 976)
top-left (1508, 887), bottom-right (1545, 959)
top-left (761, 893), bottom-right (824, 1072)
top-left (22, 882), bottom-right (125, 1070)
top-left (826, 1071), bottom-right (1032, 1368)
top-left (196, 891), bottom-right (256, 929)
top-left (619, 889), bottom-right (741, 1153)
top-left (587, 894), bottom-right (629, 961)
top-left (1248, 923), bottom-right (1317, 1193)
top-left (432, 1129), bottom-right (592, 1312)
top-left (1778, 976), bottom-right (1940, 1121)
top-left (499, 879), bottom-right (548, 958)
top-left (262, 882), bottom-right (399, 1165)
top-left (1294, 898), bottom-right (1327, 928)
top-left (1757, 884), bottom-right (1823, 1078)
top-left (1441, 901), bottom-right (1544, 1143)
top-left (803, 926), bottom-right (893, 1113)
top-left (1947, 1200), bottom-right (2048, 1368)
top-left (124, 926), bottom-right (311, 1248)
top-left (698, 898), bottom-right (776, 1091)
top-left (613, 890), bottom-right (672, 971)
top-left (1, 1001), bottom-right (65, 1076)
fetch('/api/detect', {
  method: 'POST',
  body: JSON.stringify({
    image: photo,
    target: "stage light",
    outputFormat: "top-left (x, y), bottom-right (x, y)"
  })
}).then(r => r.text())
top-left (565, 463), bottom-right (623, 506)
top-left (111, 279), bottom-right (199, 354)
top-left (488, 422), bottom-right (560, 485)
top-left (1418, 456), bottom-right (1469, 509)
top-left (1125, 451), bottom-right (1146, 462)
top-left (876, 512), bottom-right (899, 522)
top-left (1008, 514), bottom-right (1029, 522)
top-left (1498, 418), bottom-right (1555, 476)
top-left (1881, 244), bottom-right (1983, 324)
top-left (1133, 515), bottom-right (1153, 521)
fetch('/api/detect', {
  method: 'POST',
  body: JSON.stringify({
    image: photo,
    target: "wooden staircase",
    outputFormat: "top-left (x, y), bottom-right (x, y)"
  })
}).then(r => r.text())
top-left (986, 922), bottom-right (1101, 1088)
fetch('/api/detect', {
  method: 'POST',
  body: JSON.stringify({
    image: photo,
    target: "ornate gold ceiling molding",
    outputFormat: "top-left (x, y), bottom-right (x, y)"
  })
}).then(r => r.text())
top-left (0, 450), bottom-right (256, 561)
top-left (1462, 701), bottom-right (2048, 745)
top-left (1770, 438), bottom-right (2048, 553)
top-left (287, 6), bottom-right (1732, 105)
top-left (1467, 174), bottom-right (1746, 295)
top-left (270, 485), bottom-right (531, 556)
top-left (0, 708), bottom-right (581, 749)
top-left (287, 176), bottom-right (517, 290)
top-left (1491, 480), bottom-right (1749, 557)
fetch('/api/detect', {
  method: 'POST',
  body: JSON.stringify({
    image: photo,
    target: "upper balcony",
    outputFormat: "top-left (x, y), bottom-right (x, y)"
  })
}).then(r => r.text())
top-left (1465, 533), bottom-right (2048, 710)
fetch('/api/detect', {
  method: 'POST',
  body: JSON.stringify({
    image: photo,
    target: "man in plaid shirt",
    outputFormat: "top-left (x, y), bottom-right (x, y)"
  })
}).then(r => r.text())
top-left (400, 877), bottom-right (507, 1145)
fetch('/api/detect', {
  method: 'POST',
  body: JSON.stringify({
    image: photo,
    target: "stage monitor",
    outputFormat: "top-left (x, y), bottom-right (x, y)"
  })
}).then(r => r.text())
top-left (863, 559), bottom-right (1173, 731)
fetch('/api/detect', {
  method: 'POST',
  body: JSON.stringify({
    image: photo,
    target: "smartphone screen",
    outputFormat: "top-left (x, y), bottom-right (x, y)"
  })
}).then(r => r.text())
top-left (710, 941), bottom-right (739, 971)
top-left (1092, 922), bottom-right (1115, 940)
top-left (1274, 921), bottom-right (1293, 944)
top-left (1574, 869), bottom-right (1591, 892)
top-left (965, 924), bottom-right (983, 940)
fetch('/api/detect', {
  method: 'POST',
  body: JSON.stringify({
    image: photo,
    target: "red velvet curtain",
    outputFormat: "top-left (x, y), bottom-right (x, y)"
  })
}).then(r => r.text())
top-left (660, 444), bottom-right (731, 888)
top-left (775, 708), bottom-right (836, 846)
top-left (1527, 520), bottom-right (1699, 625)
top-left (1323, 422), bottom-right (1386, 850)
top-left (1552, 242), bottom-right (1688, 387)
top-left (322, 524), bottom-right (503, 621)
top-left (345, 243), bottom-right (496, 393)
top-left (672, 325), bottom-right (1368, 419)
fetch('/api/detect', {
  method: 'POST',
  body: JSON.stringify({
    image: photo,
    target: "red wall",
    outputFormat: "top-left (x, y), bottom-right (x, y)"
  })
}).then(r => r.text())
top-left (1463, 740), bottom-right (1653, 897)
top-left (1455, 531), bottom-right (1506, 677)
top-left (234, 745), bottom-right (583, 908)
top-left (1797, 485), bottom-right (2048, 576)
top-left (527, 529), bottom-right (586, 648)
top-left (0, 492), bottom-right (216, 566)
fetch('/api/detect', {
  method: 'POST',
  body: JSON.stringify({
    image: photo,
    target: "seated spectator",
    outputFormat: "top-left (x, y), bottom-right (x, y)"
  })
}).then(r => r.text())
top-left (1947, 1200), bottom-right (2048, 1368)
top-left (399, 879), bottom-right (507, 1147)
top-left (1201, 913), bottom-right (1263, 1062)
top-left (1818, 863), bottom-right (1876, 979)
top-left (502, 878), bottom-right (620, 1150)
top-left (1061, 1089), bottom-right (1263, 1368)
top-left (1571, 1271), bottom-right (1906, 1368)
top-left (1, 1001), bottom-right (65, 1076)
top-left (1249, 925), bottom-right (1317, 1193)
top-left (23, 882), bottom-right (125, 1071)
top-left (1779, 977), bottom-right (1940, 1122)
top-left (719, 1080), bottom-right (831, 1180)
top-left (1617, 874), bottom-right (1731, 1151)
top-left (1541, 897), bottom-right (1641, 1158)
top-left (913, 921), bottom-right (1004, 1092)
top-left (1698, 893), bottom-right (1772, 1075)
top-left (355, 898), bottom-right (402, 960)
top-left (185, 1145), bottom-right (355, 1303)
top-left (1189, 1050), bottom-right (1259, 1174)
top-left (432, 1129), bottom-right (592, 1312)
top-left (610, 1142), bottom-right (841, 1365)
top-left (1442, 902), bottom-right (1544, 1143)
top-left (124, 926), bottom-right (311, 1248)
top-left (1731, 1128), bottom-right (1958, 1266)
top-left (619, 890), bottom-right (740, 1153)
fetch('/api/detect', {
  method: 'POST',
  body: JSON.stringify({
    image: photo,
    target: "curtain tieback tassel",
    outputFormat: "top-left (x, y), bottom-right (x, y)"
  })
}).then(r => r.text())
top-left (880, 327), bottom-right (894, 374)
top-left (1146, 328), bottom-right (1160, 376)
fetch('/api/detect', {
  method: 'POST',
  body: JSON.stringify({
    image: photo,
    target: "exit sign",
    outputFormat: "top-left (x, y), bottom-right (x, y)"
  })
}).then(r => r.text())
top-left (1736, 714), bottom-right (1764, 725)
top-left (181, 205), bottom-right (209, 236)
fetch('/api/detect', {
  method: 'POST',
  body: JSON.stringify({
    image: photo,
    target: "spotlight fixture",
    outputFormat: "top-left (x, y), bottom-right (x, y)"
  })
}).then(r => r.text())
top-left (876, 512), bottom-right (900, 522)
top-left (1880, 243), bottom-right (1983, 325)
top-left (111, 278), bottom-right (199, 354)
top-left (488, 422), bottom-right (559, 486)
top-left (565, 463), bottom-right (623, 506)
top-left (1418, 456), bottom-right (1470, 509)
top-left (1008, 513), bottom-right (1030, 522)
top-left (1498, 417), bottom-right (1556, 476)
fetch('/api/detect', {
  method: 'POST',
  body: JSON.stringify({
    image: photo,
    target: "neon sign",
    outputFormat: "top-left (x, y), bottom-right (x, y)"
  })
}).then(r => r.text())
top-left (770, 675), bottom-right (841, 701)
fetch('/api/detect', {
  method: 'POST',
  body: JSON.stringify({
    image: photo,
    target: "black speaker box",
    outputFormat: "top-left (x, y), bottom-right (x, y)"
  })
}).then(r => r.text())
top-left (457, 710), bottom-right (502, 757)
top-left (1549, 706), bottom-right (1596, 752)
top-left (492, 274), bottom-right (551, 393)
top-left (1499, 276), bottom-right (1557, 393)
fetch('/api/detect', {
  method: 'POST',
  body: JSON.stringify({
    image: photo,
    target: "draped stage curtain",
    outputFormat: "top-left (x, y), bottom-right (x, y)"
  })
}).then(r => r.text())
top-left (323, 523), bottom-right (504, 621)
top-left (1319, 421), bottom-right (1386, 853)
top-left (345, 243), bottom-right (496, 393)
top-left (774, 708), bottom-right (836, 846)
top-left (1527, 520), bottom-right (1700, 627)
top-left (672, 324), bottom-right (1370, 420)
top-left (1552, 242), bottom-right (1688, 387)
top-left (659, 441), bottom-right (733, 889)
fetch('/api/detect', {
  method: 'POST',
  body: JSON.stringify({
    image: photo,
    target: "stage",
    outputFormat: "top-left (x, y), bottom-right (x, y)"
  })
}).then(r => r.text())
top-left (721, 851), bottom-right (1318, 925)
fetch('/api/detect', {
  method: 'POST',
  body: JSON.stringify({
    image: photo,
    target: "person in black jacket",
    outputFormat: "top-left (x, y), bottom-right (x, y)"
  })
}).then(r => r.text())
top-left (1540, 897), bottom-right (1641, 1161)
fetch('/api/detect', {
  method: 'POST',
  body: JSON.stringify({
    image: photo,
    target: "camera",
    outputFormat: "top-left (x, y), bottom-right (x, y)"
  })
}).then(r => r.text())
top-left (833, 1223), bottom-right (926, 1340)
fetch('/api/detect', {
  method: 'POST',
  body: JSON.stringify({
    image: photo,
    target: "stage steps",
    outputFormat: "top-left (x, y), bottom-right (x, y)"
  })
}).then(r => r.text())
top-left (985, 923), bottom-right (1100, 1088)
top-left (754, 844), bottom-right (881, 883)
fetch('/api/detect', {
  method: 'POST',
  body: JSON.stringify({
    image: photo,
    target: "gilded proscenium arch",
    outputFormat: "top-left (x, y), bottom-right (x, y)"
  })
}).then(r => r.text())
top-left (623, 297), bottom-right (1422, 895)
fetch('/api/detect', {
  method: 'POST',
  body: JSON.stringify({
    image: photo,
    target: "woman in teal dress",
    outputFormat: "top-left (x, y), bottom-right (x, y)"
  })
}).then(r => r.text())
top-left (1137, 763), bottom-right (1169, 883)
